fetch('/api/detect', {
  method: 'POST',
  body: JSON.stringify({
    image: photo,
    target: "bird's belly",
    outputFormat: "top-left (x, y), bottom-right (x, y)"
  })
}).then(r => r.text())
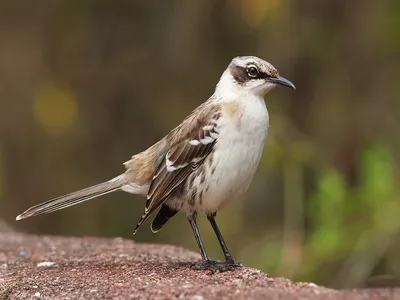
top-left (198, 140), bottom-right (264, 212)
top-left (186, 115), bottom-right (268, 214)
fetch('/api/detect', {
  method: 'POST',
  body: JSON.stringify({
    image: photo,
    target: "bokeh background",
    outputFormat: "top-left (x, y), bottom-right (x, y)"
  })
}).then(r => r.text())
top-left (1, 0), bottom-right (400, 289)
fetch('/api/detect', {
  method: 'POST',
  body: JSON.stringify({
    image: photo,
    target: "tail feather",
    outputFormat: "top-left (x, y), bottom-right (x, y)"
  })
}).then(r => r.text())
top-left (16, 178), bottom-right (125, 221)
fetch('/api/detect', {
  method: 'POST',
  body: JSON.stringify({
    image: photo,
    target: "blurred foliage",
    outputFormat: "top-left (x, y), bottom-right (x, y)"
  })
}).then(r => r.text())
top-left (0, 0), bottom-right (400, 289)
top-left (34, 81), bottom-right (77, 135)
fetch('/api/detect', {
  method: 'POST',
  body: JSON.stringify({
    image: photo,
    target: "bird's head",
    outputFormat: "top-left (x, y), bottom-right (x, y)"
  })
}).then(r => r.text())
top-left (217, 56), bottom-right (295, 99)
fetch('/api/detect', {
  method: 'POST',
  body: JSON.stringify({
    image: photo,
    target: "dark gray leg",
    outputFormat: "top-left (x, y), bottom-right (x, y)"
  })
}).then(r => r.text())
top-left (207, 212), bottom-right (234, 263)
top-left (187, 211), bottom-right (242, 273)
top-left (187, 212), bottom-right (209, 261)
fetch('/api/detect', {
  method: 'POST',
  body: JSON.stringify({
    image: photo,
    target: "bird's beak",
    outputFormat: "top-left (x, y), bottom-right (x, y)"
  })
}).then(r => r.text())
top-left (267, 76), bottom-right (296, 90)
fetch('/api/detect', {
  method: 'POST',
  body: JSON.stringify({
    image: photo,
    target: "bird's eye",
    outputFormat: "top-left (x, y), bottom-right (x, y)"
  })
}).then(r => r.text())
top-left (246, 65), bottom-right (259, 78)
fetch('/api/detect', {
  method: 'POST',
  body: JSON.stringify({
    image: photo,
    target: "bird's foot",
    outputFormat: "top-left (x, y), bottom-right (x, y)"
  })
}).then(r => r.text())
top-left (191, 259), bottom-right (242, 273)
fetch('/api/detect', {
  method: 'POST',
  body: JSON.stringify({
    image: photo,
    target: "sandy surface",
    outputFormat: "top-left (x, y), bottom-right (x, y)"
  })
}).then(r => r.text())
top-left (0, 233), bottom-right (399, 299)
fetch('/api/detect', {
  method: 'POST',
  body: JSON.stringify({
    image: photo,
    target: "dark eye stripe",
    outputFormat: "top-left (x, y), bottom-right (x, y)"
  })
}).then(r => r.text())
top-left (231, 66), bottom-right (268, 83)
top-left (231, 66), bottom-right (248, 83)
top-left (256, 72), bottom-right (269, 80)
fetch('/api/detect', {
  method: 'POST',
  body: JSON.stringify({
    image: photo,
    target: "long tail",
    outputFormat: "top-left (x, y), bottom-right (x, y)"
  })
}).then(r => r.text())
top-left (16, 176), bottom-right (126, 221)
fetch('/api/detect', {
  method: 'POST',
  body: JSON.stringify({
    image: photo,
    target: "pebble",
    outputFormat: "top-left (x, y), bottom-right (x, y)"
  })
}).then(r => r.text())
top-left (37, 261), bottom-right (56, 268)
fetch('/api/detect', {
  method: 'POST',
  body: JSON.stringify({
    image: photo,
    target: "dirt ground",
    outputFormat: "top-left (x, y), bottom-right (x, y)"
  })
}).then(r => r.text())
top-left (0, 233), bottom-right (399, 299)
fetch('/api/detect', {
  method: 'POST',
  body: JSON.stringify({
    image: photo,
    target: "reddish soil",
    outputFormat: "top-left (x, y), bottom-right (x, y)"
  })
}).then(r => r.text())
top-left (0, 233), bottom-right (399, 299)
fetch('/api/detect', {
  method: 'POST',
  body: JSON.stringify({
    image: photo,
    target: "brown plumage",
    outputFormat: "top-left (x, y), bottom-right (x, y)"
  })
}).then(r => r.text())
top-left (132, 102), bottom-right (221, 233)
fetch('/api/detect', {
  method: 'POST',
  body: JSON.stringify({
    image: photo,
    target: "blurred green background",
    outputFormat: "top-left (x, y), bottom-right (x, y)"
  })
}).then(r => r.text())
top-left (1, 0), bottom-right (400, 289)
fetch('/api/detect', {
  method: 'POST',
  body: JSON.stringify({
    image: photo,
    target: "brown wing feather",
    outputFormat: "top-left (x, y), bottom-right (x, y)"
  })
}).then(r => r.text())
top-left (146, 162), bottom-right (192, 212)
top-left (146, 141), bottom-right (214, 210)
top-left (133, 103), bottom-right (221, 234)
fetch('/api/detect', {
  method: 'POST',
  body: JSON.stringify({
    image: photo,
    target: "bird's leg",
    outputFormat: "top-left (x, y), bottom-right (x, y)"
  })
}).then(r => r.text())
top-left (187, 212), bottom-right (209, 262)
top-left (207, 212), bottom-right (242, 268)
top-left (187, 212), bottom-right (241, 272)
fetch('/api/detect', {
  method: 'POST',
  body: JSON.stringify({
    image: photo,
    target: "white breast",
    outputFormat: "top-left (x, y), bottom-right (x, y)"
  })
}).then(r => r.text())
top-left (189, 95), bottom-right (269, 213)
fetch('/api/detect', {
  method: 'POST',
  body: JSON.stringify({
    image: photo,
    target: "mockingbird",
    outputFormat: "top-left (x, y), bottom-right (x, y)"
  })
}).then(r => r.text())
top-left (16, 56), bottom-right (295, 272)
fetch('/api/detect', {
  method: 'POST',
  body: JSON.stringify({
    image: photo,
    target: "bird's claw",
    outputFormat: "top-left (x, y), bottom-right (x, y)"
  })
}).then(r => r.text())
top-left (190, 259), bottom-right (242, 273)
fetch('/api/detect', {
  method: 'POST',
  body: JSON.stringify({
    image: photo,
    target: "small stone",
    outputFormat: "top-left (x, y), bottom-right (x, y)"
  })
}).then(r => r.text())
top-left (37, 261), bottom-right (56, 268)
top-left (308, 282), bottom-right (318, 288)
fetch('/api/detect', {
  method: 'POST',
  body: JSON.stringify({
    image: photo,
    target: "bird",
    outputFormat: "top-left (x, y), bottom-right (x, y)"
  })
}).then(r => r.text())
top-left (16, 56), bottom-right (295, 272)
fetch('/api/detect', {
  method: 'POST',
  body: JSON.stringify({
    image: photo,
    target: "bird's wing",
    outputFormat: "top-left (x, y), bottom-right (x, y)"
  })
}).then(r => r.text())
top-left (133, 103), bottom-right (221, 233)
